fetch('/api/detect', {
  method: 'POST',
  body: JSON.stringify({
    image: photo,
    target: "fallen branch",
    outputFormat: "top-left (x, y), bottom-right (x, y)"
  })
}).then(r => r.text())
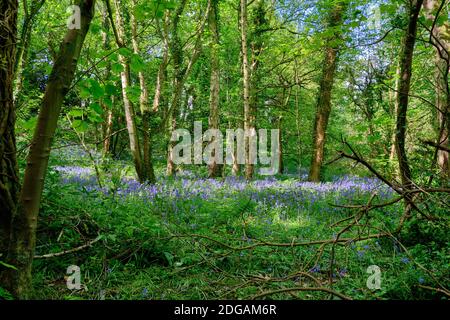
top-left (251, 286), bottom-right (352, 300)
top-left (173, 232), bottom-right (388, 252)
top-left (34, 235), bottom-right (102, 259)
top-left (418, 285), bottom-right (450, 297)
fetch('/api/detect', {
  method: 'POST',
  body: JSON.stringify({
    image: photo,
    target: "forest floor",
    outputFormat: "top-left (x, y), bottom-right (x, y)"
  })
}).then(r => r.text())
top-left (27, 146), bottom-right (449, 300)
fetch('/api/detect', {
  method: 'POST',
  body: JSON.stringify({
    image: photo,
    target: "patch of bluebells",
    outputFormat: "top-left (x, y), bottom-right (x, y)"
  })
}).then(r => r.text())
top-left (53, 165), bottom-right (397, 222)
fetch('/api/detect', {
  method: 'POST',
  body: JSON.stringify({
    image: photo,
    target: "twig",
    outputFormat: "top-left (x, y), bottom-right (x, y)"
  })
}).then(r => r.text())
top-left (34, 235), bottom-right (101, 259)
top-left (251, 286), bottom-right (352, 300)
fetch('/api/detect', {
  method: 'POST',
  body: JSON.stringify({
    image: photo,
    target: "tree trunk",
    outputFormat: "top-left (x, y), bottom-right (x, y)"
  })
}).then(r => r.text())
top-left (0, 0), bottom-right (20, 261)
top-left (166, 0), bottom-right (188, 176)
top-left (107, 0), bottom-right (144, 182)
top-left (207, 0), bottom-right (222, 178)
top-left (13, 0), bottom-right (45, 103)
top-left (277, 116), bottom-right (283, 174)
top-left (240, 0), bottom-right (254, 180)
top-left (167, 0), bottom-right (210, 176)
top-left (153, 12), bottom-right (170, 113)
top-left (2, 0), bottom-right (96, 299)
top-left (389, 62), bottom-right (401, 163)
top-left (100, 3), bottom-right (113, 155)
top-left (424, 0), bottom-right (449, 178)
top-left (308, 0), bottom-right (348, 182)
top-left (131, 0), bottom-right (155, 183)
top-left (395, 0), bottom-right (423, 188)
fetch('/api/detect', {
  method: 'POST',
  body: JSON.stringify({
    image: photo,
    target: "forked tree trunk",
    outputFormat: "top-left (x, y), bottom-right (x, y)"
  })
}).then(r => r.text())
top-left (131, 0), bottom-right (155, 183)
top-left (0, 0), bottom-right (20, 261)
top-left (308, 0), bottom-right (348, 182)
top-left (2, 0), bottom-right (96, 298)
top-left (207, 0), bottom-right (222, 178)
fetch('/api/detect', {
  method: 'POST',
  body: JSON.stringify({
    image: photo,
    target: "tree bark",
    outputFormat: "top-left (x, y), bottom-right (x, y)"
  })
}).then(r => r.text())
top-left (0, 0), bottom-right (20, 261)
top-left (107, 0), bottom-right (144, 182)
top-left (240, 0), bottom-right (253, 180)
top-left (100, 3), bottom-right (114, 155)
top-left (389, 62), bottom-right (401, 163)
top-left (308, 0), bottom-right (348, 182)
top-left (395, 0), bottom-right (423, 188)
top-left (153, 12), bottom-right (170, 113)
top-left (277, 116), bottom-right (283, 174)
top-left (167, 0), bottom-right (210, 176)
top-left (131, 0), bottom-right (155, 183)
top-left (207, 0), bottom-right (222, 178)
top-left (2, 0), bottom-right (96, 298)
top-left (13, 0), bottom-right (45, 103)
top-left (424, 0), bottom-right (449, 179)
top-left (166, 0), bottom-right (187, 176)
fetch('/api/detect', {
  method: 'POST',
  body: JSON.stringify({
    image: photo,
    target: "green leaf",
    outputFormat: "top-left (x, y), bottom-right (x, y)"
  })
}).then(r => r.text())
top-left (103, 97), bottom-right (113, 108)
top-left (68, 109), bottom-right (85, 117)
top-left (0, 287), bottom-right (14, 300)
top-left (72, 120), bottom-right (90, 133)
top-left (90, 102), bottom-right (104, 115)
top-left (163, 252), bottom-right (174, 266)
top-left (130, 54), bottom-right (146, 73)
top-left (118, 47), bottom-right (132, 58)
top-left (104, 83), bottom-right (117, 96)
top-left (22, 117), bottom-right (37, 130)
top-left (79, 86), bottom-right (91, 99)
top-left (88, 112), bottom-right (104, 123)
top-left (111, 62), bottom-right (124, 73)
top-left (88, 79), bottom-right (105, 99)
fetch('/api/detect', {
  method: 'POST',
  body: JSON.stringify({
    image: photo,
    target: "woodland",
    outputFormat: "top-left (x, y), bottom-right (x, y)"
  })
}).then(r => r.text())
top-left (0, 0), bottom-right (449, 300)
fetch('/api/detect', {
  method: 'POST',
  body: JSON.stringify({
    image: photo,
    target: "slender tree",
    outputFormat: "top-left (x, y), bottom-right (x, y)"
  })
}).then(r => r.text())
top-left (166, 0), bottom-right (188, 176)
top-left (167, 0), bottom-right (211, 176)
top-left (13, 0), bottom-right (45, 102)
top-left (424, 0), bottom-right (449, 178)
top-left (240, 0), bottom-right (253, 180)
top-left (207, 0), bottom-right (222, 178)
top-left (131, 0), bottom-right (155, 183)
top-left (1, 0), bottom-right (96, 298)
top-left (100, 2), bottom-right (114, 155)
top-left (0, 0), bottom-right (20, 261)
top-left (308, 0), bottom-right (348, 182)
top-left (395, 0), bottom-right (424, 188)
top-left (106, 0), bottom-right (145, 182)
top-left (153, 11), bottom-right (170, 113)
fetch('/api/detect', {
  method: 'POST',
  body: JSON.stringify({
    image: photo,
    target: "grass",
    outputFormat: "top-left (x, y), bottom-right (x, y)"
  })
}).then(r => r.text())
top-left (26, 148), bottom-right (450, 300)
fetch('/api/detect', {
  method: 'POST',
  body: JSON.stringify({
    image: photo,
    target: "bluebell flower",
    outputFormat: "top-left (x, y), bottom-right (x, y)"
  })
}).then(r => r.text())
top-left (309, 265), bottom-right (320, 273)
top-left (401, 257), bottom-right (410, 264)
